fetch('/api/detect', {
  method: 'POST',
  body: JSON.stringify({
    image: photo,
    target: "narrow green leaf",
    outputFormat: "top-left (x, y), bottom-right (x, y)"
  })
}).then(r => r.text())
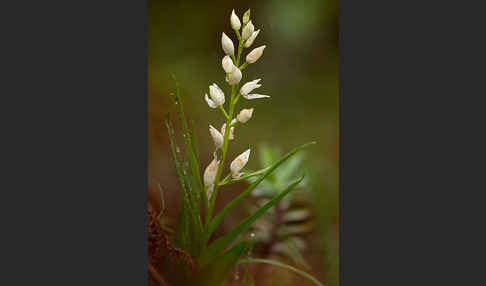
top-left (171, 75), bottom-right (203, 193)
top-left (199, 240), bottom-right (249, 286)
top-left (238, 258), bottom-right (325, 286)
top-left (202, 142), bottom-right (316, 247)
top-left (219, 166), bottom-right (270, 186)
top-left (166, 114), bottom-right (203, 256)
top-left (200, 176), bottom-right (305, 265)
top-left (277, 153), bottom-right (305, 186)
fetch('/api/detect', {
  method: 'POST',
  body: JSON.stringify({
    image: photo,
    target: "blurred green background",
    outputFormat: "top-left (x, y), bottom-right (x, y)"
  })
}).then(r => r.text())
top-left (149, 0), bottom-right (338, 285)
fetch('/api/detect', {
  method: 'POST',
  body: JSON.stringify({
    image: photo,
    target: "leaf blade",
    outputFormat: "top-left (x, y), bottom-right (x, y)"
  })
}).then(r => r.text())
top-left (199, 240), bottom-right (249, 286)
top-left (203, 142), bottom-right (316, 247)
top-left (238, 258), bottom-right (325, 286)
top-left (200, 176), bottom-right (305, 265)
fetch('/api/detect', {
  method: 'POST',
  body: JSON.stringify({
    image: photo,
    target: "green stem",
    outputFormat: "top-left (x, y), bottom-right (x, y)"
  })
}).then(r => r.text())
top-left (207, 85), bottom-right (235, 221)
top-left (219, 105), bottom-right (229, 119)
top-left (239, 62), bottom-right (248, 71)
top-left (236, 40), bottom-right (244, 66)
top-left (204, 29), bottom-right (246, 238)
top-left (218, 167), bottom-right (271, 186)
top-left (219, 173), bottom-right (232, 186)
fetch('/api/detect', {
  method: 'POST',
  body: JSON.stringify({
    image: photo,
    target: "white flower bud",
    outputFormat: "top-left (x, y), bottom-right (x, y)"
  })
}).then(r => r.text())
top-left (243, 94), bottom-right (270, 100)
top-left (206, 185), bottom-right (214, 200)
top-left (230, 149), bottom-right (251, 178)
top-left (222, 55), bottom-right (233, 73)
top-left (246, 45), bottom-right (266, 64)
top-left (221, 32), bottom-right (235, 56)
top-left (230, 9), bottom-right (241, 31)
top-left (203, 156), bottom-right (219, 187)
top-left (209, 83), bottom-right (225, 106)
top-left (225, 65), bottom-right (242, 85)
top-left (240, 79), bottom-right (269, 100)
top-left (221, 121), bottom-right (235, 140)
top-left (237, 108), bottom-right (254, 123)
top-left (244, 29), bottom-right (260, 48)
top-left (242, 20), bottom-right (254, 41)
top-left (204, 93), bottom-right (218, 108)
top-left (209, 125), bottom-right (224, 148)
top-left (240, 79), bottom-right (261, 96)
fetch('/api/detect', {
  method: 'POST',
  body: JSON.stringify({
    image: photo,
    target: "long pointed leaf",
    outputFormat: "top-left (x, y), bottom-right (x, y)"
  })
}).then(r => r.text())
top-left (171, 75), bottom-right (203, 194)
top-left (202, 142), bottom-right (315, 246)
top-left (238, 258), bottom-right (325, 286)
top-left (166, 115), bottom-right (203, 256)
top-left (199, 240), bottom-right (249, 286)
top-left (200, 176), bottom-right (305, 265)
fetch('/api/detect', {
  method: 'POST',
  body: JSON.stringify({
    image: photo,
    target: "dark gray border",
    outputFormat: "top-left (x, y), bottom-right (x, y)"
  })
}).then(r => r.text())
top-left (341, 0), bottom-right (486, 285)
top-left (1, 0), bottom-right (147, 284)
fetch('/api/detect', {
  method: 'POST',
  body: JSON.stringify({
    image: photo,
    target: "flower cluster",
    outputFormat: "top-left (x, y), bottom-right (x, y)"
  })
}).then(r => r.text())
top-left (203, 9), bottom-right (270, 201)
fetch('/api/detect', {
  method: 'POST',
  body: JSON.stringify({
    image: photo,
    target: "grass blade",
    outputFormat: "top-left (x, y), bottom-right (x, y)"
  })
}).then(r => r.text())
top-left (202, 142), bottom-right (316, 247)
top-left (166, 114), bottom-right (203, 256)
top-left (200, 176), bottom-right (305, 265)
top-left (199, 240), bottom-right (249, 286)
top-left (238, 258), bottom-right (325, 286)
top-left (171, 75), bottom-right (203, 194)
top-left (239, 258), bottom-right (324, 286)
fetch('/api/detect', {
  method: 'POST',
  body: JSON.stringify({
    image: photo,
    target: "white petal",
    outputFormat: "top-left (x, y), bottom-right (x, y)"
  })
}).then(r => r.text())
top-left (222, 55), bottom-right (234, 73)
top-left (203, 157), bottom-right (219, 187)
top-left (221, 32), bottom-right (235, 56)
top-left (243, 94), bottom-right (270, 100)
top-left (230, 149), bottom-right (251, 178)
top-left (237, 108), bottom-right (254, 123)
top-left (209, 83), bottom-right (225, 105)
top-left (206, 185), bottom-right (214, 200)
top-left (230, 9), bottom-right (241, 30)
top-left (209, 125), bottom-right (224, 148)
top-left (242, 20), bottom-right (254, 41)
top-left (240, 80), bottom-right (261, 95)
top-left (244, 29), bottom-right (260, 48)
top-left (246, 45), bottom-right (266, 64)
top-left (227, 65), bottom-right (242, 85)
top-left (205, 94), bottom-right (218, 108)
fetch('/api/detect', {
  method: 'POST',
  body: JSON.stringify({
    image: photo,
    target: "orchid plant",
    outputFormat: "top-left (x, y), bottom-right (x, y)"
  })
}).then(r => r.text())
top-left (157, 8), bottom-right (322, 286)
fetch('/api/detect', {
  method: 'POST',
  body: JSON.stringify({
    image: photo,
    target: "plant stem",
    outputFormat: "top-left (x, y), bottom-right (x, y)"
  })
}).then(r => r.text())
top-left (205, 31), bottom-right (245, 229)
top-left (219, 105), bottom-right (230, 119)
top-left (239, 62), bottom-right (248, 71)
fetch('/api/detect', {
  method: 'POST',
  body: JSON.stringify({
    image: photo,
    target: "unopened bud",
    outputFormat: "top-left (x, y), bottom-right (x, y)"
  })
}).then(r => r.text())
top-left (230, 9), bottom-right (241, 30)
top-left (209, 83), bottom-right (225, 106)
top-left (242, 9), bottom-right (251, 26)
top-left (203, 156), bottom-right (219, 187)
top-left (244, 29), bottom-right (260, 48)
top-left (226, 65), bottom-right (242, 85)
top-left (221, 32), bottom-right (235, 56)
top-left (242, 20), bottom-right (254, 41)
top-left (237, 108), bottom-right (254, 123)
top-left (222, 55), bottom-right (233, 73)
top-left (204, 93), bottom-right (218, 108)
top-left (209, 125), bottom-right (224, 148)
top-left (246, 45), bottom-right (265, 64)
top-left (230, 149), bottom-right (251, 178)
